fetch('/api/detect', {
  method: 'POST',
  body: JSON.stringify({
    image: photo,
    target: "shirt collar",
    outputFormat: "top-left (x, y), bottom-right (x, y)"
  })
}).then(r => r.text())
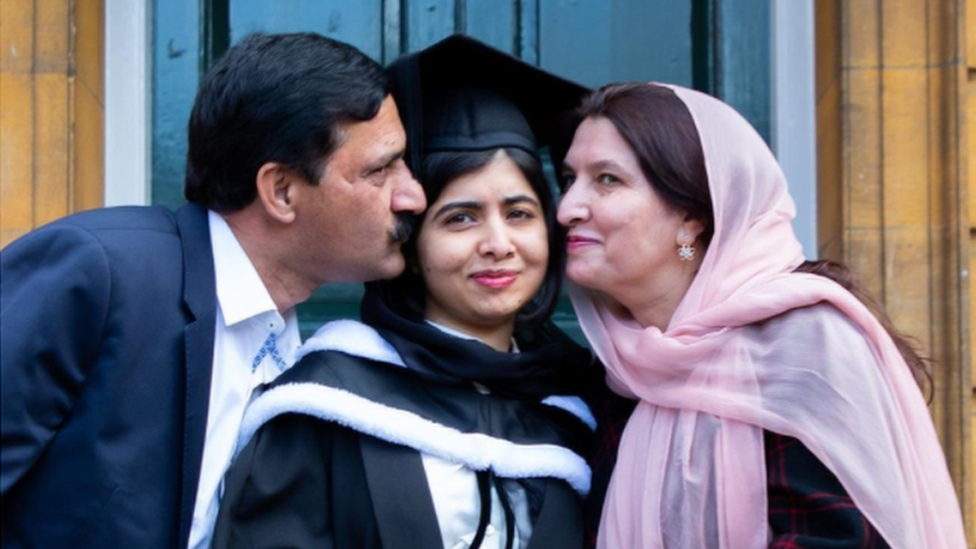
top-left (209, 210), bottom-right (279, 326)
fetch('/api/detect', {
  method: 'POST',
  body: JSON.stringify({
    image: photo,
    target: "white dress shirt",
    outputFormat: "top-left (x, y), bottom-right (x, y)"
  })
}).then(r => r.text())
top-left (186, 211), bottom-right (301, 549)
top-left (421, 322), bottom-right (532, 549)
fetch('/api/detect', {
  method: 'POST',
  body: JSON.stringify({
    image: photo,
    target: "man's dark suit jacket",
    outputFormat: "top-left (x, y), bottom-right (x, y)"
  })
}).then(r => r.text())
top-left (1, 203), bottom-right (217, 548)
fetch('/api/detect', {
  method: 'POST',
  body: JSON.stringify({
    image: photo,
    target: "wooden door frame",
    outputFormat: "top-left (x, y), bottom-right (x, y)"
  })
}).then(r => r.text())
top-left (816, 0), bottom-right (973, 539)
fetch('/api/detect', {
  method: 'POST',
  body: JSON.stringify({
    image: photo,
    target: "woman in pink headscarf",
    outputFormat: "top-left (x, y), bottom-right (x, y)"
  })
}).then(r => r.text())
top-left (557, 83), bottom-right (967, 549)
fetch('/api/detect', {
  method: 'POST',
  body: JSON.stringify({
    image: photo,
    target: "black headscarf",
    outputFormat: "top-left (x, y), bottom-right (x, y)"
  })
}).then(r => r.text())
top-left (360, 284), bottom-right (601, 402)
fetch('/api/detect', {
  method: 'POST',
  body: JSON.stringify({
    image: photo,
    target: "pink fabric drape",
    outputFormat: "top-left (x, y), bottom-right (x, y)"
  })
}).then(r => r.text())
top-left (572, 84), bottom-right (967, 549)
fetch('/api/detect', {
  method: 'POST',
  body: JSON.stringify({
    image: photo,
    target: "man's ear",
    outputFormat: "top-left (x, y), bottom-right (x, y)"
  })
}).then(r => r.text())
top-left (255, 162), bottom-right (298, 224)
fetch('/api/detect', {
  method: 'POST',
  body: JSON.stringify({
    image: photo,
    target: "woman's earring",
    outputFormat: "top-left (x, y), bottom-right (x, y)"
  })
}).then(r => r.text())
top-left (678, 242), bottom-right (695, 261)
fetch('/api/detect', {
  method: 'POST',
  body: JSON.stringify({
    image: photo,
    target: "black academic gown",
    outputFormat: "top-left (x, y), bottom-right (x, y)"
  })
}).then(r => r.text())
top-left (212, 319), bottom-right (597, 549)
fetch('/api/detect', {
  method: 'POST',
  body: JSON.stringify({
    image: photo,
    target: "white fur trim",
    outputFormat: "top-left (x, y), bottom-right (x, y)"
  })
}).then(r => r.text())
top-left (238, 383), bottom-right (592, 496)
top-left (295, 320), bottom-right (405, 366)
top-left (541, 396), bottom-right (597, 431)
top-left (294, 321), bottom-right (596, 431)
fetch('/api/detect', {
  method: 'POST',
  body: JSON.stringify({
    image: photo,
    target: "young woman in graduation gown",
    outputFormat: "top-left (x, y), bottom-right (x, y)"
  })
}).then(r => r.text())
top-left (210, 35), bottom-right (602, 549)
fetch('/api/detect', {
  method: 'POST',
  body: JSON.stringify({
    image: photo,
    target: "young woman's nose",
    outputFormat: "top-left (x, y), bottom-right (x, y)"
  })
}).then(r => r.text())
top-left (479, 219), bottom-right (515, 258)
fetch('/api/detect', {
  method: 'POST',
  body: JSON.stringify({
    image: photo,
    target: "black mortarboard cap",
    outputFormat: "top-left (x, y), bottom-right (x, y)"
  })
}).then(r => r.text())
top-left (386, 34), bottom-right (589, 182)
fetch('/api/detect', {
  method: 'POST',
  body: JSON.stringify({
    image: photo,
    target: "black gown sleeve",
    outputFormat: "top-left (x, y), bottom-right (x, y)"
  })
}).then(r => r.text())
top-left (212, 415), bottom-right (337, 549)
top-left (765, 431), bottom-right (891, 549)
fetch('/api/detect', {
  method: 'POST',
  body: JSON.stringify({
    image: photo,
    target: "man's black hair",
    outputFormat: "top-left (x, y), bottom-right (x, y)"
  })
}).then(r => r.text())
top-left (185, 32), bottom-right (388, 212)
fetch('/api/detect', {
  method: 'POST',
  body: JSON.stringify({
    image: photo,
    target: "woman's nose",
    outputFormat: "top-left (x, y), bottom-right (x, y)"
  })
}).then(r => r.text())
top-left (557, 184), bottom-right (587, 227)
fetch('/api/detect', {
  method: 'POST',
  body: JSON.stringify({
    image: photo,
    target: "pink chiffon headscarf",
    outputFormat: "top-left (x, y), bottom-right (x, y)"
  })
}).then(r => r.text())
top-left (569, 84), bottom-right (967, 549)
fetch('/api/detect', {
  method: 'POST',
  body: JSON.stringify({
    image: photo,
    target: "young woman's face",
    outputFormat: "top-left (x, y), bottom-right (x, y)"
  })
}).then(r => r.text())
top-left (417, 151), bottom-right (549, 336)
top-left (558, 116), bottom-right (695, 318)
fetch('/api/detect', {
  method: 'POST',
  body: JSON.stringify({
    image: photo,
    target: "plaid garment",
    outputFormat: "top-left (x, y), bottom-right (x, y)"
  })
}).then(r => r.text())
top-left (766, 431), bottom-right (891, 549)
top-left (585, 394), bottom-right (638, 546)
top-left (585, 407), bottom-right (891, 549)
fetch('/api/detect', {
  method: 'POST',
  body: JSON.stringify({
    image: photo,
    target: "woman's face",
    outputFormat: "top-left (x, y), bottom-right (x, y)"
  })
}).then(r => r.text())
top-left (417, 151), bottom-right (549, 336)
top-left (558, 116), bottom-right (698, 322)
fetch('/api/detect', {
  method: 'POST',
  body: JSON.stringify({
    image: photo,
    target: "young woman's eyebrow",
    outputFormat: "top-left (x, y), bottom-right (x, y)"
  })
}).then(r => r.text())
top-left (431, 200), bottom-right (483, 220)
top-left (502, 195), bottom-right (540, 207)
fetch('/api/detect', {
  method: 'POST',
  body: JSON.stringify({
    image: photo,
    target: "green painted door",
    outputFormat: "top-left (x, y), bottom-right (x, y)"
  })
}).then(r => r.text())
top-left (151, 0), bottom-right (769, 338)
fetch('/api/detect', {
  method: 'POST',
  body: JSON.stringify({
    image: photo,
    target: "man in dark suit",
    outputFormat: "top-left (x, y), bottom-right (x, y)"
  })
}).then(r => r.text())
top-left (0, 32), bottom-right (425, 549)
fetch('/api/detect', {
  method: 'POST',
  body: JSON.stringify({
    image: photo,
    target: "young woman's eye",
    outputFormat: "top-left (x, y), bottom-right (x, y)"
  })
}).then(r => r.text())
top-left (507, 208), bottom-right (535, 221)
top-left (444, 212), bottom-right (475, 225)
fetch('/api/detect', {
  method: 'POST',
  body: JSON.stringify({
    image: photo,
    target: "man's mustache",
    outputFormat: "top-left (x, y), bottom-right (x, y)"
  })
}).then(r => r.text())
top-left (389, 213), bottom-right (419, 244)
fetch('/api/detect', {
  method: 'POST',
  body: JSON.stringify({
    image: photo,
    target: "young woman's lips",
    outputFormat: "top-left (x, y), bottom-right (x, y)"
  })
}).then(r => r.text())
top-left (472, 270), bottom-right (518, 289)
top-left (566, 234), bottom-right (599, 251)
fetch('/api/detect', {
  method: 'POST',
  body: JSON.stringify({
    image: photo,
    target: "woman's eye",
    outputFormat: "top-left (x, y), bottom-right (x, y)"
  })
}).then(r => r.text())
top-left (597, 173), bottom-right (621, 186)
top-left (560, 174), bottom-right (577, 189)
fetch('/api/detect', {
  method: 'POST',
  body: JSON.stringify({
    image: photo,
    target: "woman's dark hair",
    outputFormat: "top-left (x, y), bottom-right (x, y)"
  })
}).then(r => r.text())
top-left (378, 147), bottom-right (564, 331)
top-left (792, 260), bottom-right (931, 396)
top-left (575, 83), bottom-right (715, 247)
top-left (576, 82), bottom-right (930, 395)
top-left (185, 32), bottom-right (388, 212)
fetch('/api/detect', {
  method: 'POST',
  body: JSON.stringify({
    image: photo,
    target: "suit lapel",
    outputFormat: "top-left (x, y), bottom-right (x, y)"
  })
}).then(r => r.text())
top-left (359, 434), bottom-right (443, 549)
top-left (175, 203), bottom-right (217, 549)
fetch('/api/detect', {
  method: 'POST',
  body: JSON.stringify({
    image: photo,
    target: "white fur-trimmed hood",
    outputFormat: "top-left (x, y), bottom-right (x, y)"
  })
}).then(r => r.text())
top-left (239, 383), bottom-right (591, 496)
top-left (294, 320), bottom-right (596, 429)
top-left (239, 320), bottom-right (594, 495)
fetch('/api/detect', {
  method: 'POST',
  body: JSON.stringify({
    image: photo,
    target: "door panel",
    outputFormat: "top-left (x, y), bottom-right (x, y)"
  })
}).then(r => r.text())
top-left (230, 0), bottom-right (383, 59)
top-left (151, 2), bottom-right (201, 210)
top-left (405, 0), bottom-right (456, 51)
top-left (538, 0), bottom-right (693, 88)
top-left (151, 0), bottom-right (767, 339)
top-left (463, 0), bottom-right (518, 53)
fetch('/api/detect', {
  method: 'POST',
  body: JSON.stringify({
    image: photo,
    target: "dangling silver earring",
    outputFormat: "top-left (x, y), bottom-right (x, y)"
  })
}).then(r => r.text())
top-left (678, 242), bottom-right (695, 261)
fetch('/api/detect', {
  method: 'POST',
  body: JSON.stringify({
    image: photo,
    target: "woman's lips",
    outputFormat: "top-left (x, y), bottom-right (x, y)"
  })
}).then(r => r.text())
top-left (566, 234), bottom-right (599, 251)
top-left (472, 270), bottom-right (518, 289)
